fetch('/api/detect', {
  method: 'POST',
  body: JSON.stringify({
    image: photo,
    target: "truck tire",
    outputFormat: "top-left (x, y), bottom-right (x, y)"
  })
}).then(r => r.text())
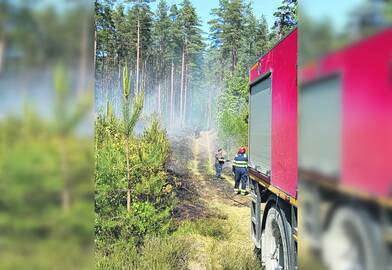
top-left (261, 204), bottom-right (295, 270)
top-left (322, 206), bottom-right (383, 270)
top-left (299, 181), bottom-right (322, 249)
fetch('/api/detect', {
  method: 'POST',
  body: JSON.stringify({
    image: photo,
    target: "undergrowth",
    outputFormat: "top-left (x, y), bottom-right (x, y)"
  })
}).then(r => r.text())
top-left (95, 235), bottom-right (193, 270)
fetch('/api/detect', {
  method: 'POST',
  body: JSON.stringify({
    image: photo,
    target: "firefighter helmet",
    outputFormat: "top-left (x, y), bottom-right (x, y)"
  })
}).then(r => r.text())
top-left (239, 146), bottom-right (246, 154)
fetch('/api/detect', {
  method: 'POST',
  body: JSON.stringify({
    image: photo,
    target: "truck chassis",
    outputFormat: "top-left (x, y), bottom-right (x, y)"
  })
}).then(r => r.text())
top-left (249, 169), bottom-right (297, 270)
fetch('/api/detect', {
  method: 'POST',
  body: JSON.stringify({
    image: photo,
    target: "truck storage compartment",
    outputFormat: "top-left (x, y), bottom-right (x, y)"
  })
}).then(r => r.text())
top-left (249, 28), bottom-right (297, 197)
top-left (299, 75), bottom-right (341, 177)
top-left (249, 76), bottom-right (272, 176)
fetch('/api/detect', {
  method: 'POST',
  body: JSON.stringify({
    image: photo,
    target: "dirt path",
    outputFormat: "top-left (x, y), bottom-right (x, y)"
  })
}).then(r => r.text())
top-left (167, 130), bottom-right (256, 270)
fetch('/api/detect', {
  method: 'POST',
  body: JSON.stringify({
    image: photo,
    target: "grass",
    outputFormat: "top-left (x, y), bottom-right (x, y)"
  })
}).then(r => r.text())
top-left (299, 255), bottom-right (327, 270)
top-left (95, 235), bottom-right (193, 270)
top-left (174, 206), bottom-right (259, 270)
top-left (207, 240), bottom-right (260, 270)
top-left (189, 137), bottom-right (201, 177)
top-left (96, 132), bottom-right (260, 269)
top-left (175, 217), bottom-right (229, 240)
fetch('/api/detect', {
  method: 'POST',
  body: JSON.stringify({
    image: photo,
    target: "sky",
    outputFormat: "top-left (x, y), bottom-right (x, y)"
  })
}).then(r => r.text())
top-left (301, 0), bottom-right (365, 32)
top-left (150, 0), bottom-right (282, 35)
top-left (150, 0), bottom-right (365, 36)
top-left (36, 0), bottom-right (364, 36)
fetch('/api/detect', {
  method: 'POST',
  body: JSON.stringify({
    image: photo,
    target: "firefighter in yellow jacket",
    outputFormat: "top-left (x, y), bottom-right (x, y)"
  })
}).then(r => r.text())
top-left (232, 146), bottom-right (248, 195)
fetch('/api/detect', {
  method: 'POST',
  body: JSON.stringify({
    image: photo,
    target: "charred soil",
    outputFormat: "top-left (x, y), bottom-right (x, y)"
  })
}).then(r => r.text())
top-left (166, 130), bottom-right (258, 270)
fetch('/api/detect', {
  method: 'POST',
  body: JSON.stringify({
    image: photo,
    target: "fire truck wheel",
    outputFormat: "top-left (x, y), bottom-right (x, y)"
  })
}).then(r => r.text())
top-left (322, 206), bottom-right (382, 270)
top-left (261, 204), bottom-right (295, 270)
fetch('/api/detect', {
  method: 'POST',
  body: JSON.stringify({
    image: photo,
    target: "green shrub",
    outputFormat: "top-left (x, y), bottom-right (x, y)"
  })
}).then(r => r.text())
top-left (95, 98), bottom-right (174, 244)
top-left (216, 67), bottom-right (249, 154)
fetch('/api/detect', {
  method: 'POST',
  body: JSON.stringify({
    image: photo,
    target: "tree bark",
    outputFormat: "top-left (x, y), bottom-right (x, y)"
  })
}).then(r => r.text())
top-left (231, 47), bottom-right (238, 72)
top-left (141, 59), bottom-right (145, 90)
top-left (182, 63), bottom-right (188, 127)
top-left (93, 27), bottom-right (96, 80)
top-left (180, 42), bottom-right (186, 125)
top-left (170, 60), bottom-right (174, 127)
top-left (158, 79), bottom-right (161, 115)
top-left (125, 137), bottom-right (131, 212)
top-left (207, 88), bottom-right (212, 130)
top-left (136, 17), bottom-right (141, 94)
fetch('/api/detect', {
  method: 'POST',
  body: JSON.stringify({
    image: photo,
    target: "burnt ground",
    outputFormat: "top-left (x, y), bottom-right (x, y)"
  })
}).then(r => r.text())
top-left (165, 130), bottom-right (256, 270)
top-left (166, 130), bottom-right (248, 223)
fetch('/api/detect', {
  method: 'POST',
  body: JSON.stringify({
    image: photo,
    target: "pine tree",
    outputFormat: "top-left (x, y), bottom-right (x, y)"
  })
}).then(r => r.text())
top-left (178, 0), bottom-right (203, 127)
top-left (272, 0), bottom-right (297, 39)
top-left (53, 64), bottom-right (92, 212)
top-left (153, 0), bottom-right (171, 116)
top-left (121, 65), bottom-right (144, 212)
top-left (167, 4), bottom-right (182, 128)
top-left (112, 5), bottom-right (132, 71)
top-left (126, 0), bottom-right (155, 94)
top-left (95, 0), bottom-right (116, 78)
top-left (243, 14), bottom-right (270, 65)
top-left (209, 0), bottom-right (249, 72)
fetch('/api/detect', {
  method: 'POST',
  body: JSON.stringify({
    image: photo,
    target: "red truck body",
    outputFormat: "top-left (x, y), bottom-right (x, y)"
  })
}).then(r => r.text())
top-left (249, 29), bottom-right (298, 199)
top-left (300, 28), bottom-right (392, 199)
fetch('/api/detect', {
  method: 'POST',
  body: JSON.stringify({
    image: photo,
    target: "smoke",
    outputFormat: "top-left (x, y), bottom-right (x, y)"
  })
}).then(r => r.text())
top-left (95, 67), bottom-right (219, 136)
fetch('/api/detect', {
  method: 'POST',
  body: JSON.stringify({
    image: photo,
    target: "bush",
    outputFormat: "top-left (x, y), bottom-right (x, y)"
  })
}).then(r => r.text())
top-left (0, 113), bottom-right (93, 269)
top-left (95, 109), bottom-right (174, 243)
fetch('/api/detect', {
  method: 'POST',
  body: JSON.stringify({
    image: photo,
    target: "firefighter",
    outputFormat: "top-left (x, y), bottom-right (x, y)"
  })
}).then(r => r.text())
top-left (232, 146), bottom-right (248, 195)
top-left (214, 148), bottom-right (225, 178)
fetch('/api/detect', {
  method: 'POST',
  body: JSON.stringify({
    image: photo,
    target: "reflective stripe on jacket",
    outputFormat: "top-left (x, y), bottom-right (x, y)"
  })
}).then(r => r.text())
top-left (233, 153), bottom-right (248, 168)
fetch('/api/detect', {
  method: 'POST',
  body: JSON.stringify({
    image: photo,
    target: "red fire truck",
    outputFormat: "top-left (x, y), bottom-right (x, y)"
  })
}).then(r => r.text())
top-left (248, 28), bottom-right (298, 270)
top-left (299, 28), bottom-right (392, 269)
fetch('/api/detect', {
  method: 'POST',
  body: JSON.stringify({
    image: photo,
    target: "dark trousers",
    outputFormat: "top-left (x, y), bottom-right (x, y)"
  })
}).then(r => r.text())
top-left (215, 162), bottom-right (223, 177)
top-left (234, 167), bottom-right (247, 190)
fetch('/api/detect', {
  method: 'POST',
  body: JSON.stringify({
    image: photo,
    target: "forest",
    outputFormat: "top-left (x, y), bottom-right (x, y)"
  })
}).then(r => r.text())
top-left (0, 1), bottom-right (94, 269)
top-left (1, 0), bottom-right (391, 269)
top-left (95, 0), bottom-right (297, 269)
top-left (95, 0), bottom-right (296, 142)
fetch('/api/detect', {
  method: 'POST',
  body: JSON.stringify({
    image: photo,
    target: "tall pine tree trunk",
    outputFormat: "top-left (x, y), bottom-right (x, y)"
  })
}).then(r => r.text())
top-left (231, 48), bottom-right (238, 72)
top-left (93, 28), bottom-right (96, 78)
top-left (170, 60), bottom-right (174, 127)
top-left (125, 137), bottom-right (131, 212)
top-left (182, 63), bottom-right (188, 127)
top-left (141, 60), bottom-right (146, 113)
top-left (158, 79), bottom-right (161, 115)
top-left (155, 70), bottom-right (159, 113)
top-left (165, 73), bottom-right (169, 120)
top-left (118, 60), bottom-right (121, 82)
top-left (141, 59), bottom-right (146, 90)
top-left (180, 42), bottom-right (186, 125)
top-left (207, 88), bottom-right (212, 130)
top-left (157, 51), bottom-right (162, 116)
top-left (136, 17), bottom-right (141, 94)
